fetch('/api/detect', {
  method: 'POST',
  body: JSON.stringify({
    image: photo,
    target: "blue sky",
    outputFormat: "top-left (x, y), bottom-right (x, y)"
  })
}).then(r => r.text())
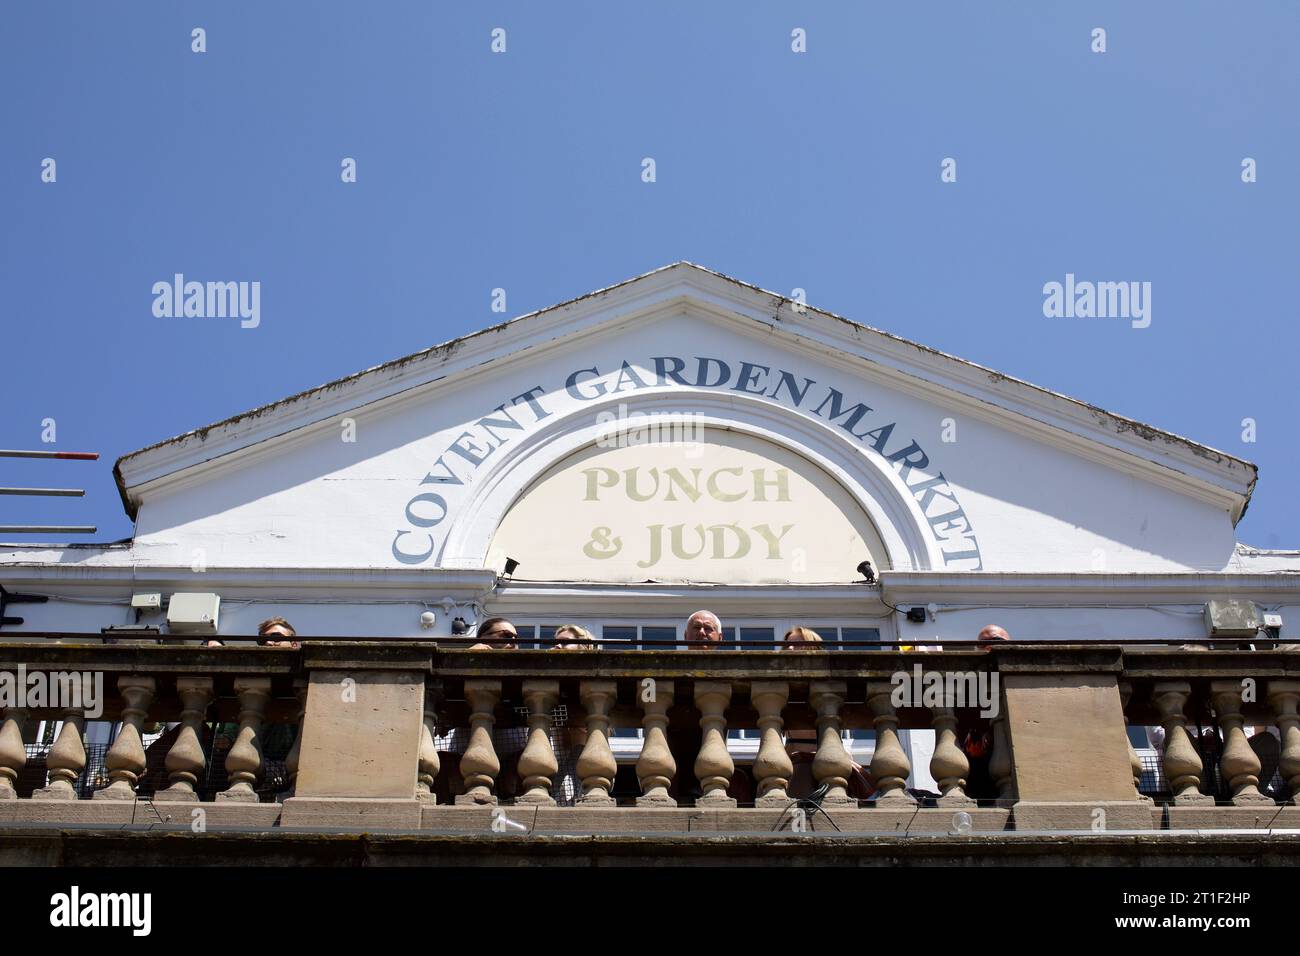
top-left (2, 1), bottom-right (1296, 546)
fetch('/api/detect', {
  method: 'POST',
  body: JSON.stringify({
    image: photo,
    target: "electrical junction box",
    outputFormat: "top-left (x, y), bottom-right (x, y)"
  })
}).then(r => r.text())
top-left (1263, 612), bottom-right (1284, 630)
top-left (166, 592), bottom-right (221, 635)
top-left (130, 592), bottom-right (162, 610)
top-left (1203, 599), bottom-right (1260, 638)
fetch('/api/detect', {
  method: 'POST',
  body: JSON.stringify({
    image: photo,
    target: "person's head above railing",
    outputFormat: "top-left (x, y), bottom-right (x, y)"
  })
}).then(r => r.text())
top-left (780, 625), bottom-right (825, 652)
top-left (469, 616), bottom-right (518, 650)
top-left (685, 610), bottom-right (723, 649)
top-left (550, 624), bottom-right (595, 651)
top-left (976, 624), bottom-right (1011, 649)
top-left (205, 616), bottom-right (299, 648)
top-left (257, 617), bottom-right (299, 648)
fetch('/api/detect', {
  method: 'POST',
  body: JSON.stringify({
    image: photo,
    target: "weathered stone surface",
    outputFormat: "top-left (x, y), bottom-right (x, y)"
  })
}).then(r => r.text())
top-left (1166, 805), bottom-right (1300, 830)
top-left (1012, 800), bottom-right (1154, 831)
top-left (1003, 673), bottom-right (1136, 802)
top-left (294, 669), bottom-right (423, 799)
top-left (2, 826), bottom-right (1298, 868)
top-left (280, 796), bottom-right (423, 829)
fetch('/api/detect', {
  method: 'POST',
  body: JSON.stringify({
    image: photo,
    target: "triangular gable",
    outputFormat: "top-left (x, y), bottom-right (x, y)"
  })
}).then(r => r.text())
top-left (114, 263), bottom-right (1255, 530)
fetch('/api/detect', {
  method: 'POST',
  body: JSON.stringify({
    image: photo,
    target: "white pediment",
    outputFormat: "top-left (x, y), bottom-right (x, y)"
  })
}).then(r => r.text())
top-left (111, 264), bottom-right (1256, 578)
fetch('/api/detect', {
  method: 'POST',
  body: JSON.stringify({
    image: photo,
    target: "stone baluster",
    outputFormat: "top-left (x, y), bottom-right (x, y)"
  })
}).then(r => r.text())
top-left (1152, 681), bottom-right (1212, 805)
top-left (1118, 681), bottom-right (1152, 803)
top-left (812, 681), bottom-right (860, 807)
top-left (516, 680), bottom-right (560, 805)
top-left (0, 707), bottom-right (30, 800)
top-left (576, 681), bottom-right (618, 805)
top-left (93, 676), bottom-right (156, 800)
top-left (930, 706), bottom-right (974, 807)
top-left (1268, 681), bottom-right (1300, 803)
top-left (157, 678), bottom-right (214, 801)
top-left (283, 679), bottom-right (308, 796)
top-left (866, 681), bottom-right (915, 806)
top-left (33, 707), bottom-right (87, 800)
top-left (1210, 680), bottom-right (1272, 805)
top-left (694, 681), bottom-right (736, 807)
top-left (636, 679), bottom-right (676, 806)
top-left (752, 682), bottom-right (794, 807)
top-left (456, 680), bottom-right (501, 805)
top-left (216, 677), bottom-right (271, 803)
top-left (417, 684), bottom-right (442, 804)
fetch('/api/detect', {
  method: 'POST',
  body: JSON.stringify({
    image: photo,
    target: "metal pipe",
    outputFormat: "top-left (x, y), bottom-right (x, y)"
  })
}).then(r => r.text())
top-left (0, 487), bottom-right (85, 497)
top-left (0, 525), bottom-right (97, 534)
top-left (0, 450), bottom-right (99, 460)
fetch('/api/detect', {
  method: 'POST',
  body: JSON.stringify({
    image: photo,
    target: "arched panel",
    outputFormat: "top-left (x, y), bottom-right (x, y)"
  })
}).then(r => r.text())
top-left (437, 391), bottom-right (941, 575)
top-left (487, 429), bottom-right (890, 584)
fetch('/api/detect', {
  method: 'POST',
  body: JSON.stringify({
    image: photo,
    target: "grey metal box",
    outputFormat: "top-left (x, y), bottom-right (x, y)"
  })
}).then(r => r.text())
top-left (1203, 599), bottom-right (1259, 638)
top-left (166, 592), bottom-right (221, 635)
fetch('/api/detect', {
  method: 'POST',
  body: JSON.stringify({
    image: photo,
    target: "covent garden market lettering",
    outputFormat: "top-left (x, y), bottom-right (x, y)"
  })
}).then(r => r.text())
top-left (391, 355), bottom-right (984, 571)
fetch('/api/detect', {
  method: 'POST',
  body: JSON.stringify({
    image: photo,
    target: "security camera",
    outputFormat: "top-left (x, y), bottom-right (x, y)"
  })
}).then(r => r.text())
top-left (856, 560), bottom-right (877, 584)
top-left (419, 610), bottom-right (436, 629)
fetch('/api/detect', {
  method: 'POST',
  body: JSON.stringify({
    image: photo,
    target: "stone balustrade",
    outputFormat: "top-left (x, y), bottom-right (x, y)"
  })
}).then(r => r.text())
top-left (0, 642), bottom-right (302, 827)
top-left (1118, 647), bottom-right (1300, 828)
top-left (0, 639), bottom-right (1298, 833)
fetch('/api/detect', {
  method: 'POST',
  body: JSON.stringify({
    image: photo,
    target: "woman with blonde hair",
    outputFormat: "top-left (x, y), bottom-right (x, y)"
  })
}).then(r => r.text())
top-left (550, 624), bottom-right (595, 650)
top-left (781, 625), bottom-right (824, 650)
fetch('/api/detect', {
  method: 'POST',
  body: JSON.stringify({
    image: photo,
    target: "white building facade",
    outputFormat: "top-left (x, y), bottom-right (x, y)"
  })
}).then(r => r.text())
top-left (3, 263), bottom-right (1297, 784)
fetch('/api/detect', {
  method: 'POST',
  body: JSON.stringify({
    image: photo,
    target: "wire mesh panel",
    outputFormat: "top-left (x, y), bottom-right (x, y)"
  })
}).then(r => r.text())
top-left (1136, 728), bottom-right (1288, 804)
top-left (433, 702), bottom-right (581, 805)
top-left (22, 723), bottom-right (297, 803)
top-left (1138, 751), bottom-right (1169, 800)
top-left (21, 742), bottom-right (110, 799)
top-left (512, 703), bottom-right (579, 806)
top-left (193, 721), bottom-right (297, 801)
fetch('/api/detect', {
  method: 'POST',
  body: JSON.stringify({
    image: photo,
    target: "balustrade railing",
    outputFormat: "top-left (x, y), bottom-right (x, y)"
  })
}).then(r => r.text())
top-left (0, 638), bottom-right (1297, 832)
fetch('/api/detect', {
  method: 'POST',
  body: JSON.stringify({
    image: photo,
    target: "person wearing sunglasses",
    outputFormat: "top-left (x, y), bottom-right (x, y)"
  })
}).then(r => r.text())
top-left (469, 617), bottom-right (519, 650)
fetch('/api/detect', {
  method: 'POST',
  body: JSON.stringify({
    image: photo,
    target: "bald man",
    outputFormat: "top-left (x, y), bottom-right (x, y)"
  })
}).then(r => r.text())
top-left (977, 624), bottom-right (1011, 647)
top-left (685, 610), bottom-right (723, 648)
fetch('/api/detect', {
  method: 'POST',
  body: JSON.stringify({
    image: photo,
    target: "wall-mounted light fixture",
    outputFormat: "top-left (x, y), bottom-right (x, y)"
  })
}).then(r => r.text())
top-left (855, 560), bottom-right (876, 584)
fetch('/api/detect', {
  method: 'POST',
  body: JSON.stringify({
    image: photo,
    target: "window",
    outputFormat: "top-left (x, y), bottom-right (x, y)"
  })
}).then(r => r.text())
top-left (738, 626), bottom-right (775, 650)
top-left (602, 625), bottom-right (639, 651)
top-left (642, 625), bottom-right (676, 651)
top-left (840, 626), bottom-right (882, 648)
